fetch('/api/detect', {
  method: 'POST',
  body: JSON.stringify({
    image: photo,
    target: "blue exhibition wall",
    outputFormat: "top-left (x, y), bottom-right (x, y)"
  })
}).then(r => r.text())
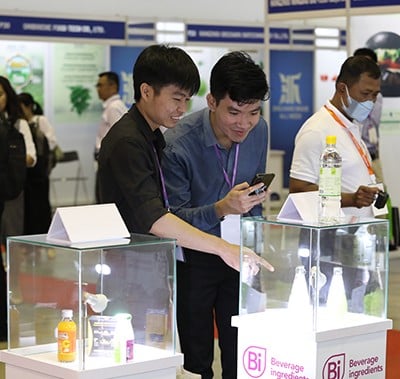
top-left (110, 46), bottom-right (144, 108)
top-left (269, 50), bottom-right (314, 188)
top-left (1, 2), bottom-right (399, 204)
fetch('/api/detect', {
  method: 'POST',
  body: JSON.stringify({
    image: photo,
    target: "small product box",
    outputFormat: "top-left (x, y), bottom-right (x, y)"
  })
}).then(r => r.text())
top-left (88, 315), bottom-right (118, 357)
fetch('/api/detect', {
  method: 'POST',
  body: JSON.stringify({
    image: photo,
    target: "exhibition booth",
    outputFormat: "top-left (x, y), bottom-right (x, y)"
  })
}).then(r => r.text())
top-left (1, 2), bottom-right (399, 207)
top-left (1, 1), bottom-right (400, 378)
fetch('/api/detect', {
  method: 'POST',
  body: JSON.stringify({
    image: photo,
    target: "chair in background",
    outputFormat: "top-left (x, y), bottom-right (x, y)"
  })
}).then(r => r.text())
top-left (50, 150), bottom-right (90, 207)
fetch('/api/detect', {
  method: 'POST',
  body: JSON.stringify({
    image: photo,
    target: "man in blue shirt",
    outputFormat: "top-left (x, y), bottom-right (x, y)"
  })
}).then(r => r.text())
top-left (162, 51), bottom-right (270, 379)
top-left (98, 46), bottom-right (273, 357)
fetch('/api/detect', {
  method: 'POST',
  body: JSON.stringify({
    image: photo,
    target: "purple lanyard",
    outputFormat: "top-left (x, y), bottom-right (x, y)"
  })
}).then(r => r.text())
top-left (152, 145), bottom-right (170, 210)
top-left (213, 143), bottom-right (240, 189)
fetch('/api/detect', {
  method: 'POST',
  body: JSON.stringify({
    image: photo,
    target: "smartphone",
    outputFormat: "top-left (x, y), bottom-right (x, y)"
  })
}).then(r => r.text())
top-left (249, 173), bottom-right (275, 196)
top-left (375, 190), bottom-right (389, 209)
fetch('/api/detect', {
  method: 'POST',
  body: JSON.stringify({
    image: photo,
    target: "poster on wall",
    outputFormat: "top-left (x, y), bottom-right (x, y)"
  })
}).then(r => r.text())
top-left (351, 14), bottom-right (400, 206)
top-left (110, 46), bottom-right (144, 108)
top-left (183, 46), bottom-right (227, 114)
top-left (51, 43), bottom-right (108, 124)
top-left (270, 50), bottom-right (314, 188)
top-left (315, 50), bottom-right (348, 111)
top-left (183, 46), bottom-right (264, 115)
top-left (48, 43), bottom-right (108, 205)
top-left (0, 40), bottom-right (47, 105)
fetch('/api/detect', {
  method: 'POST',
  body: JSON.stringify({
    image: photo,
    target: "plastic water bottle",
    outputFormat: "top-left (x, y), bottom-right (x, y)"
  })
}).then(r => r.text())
top-left (355, 225), bottom-right (376, 266)
top-left (326, 267), bottom-right (348, 319)
top-left (288, 266), bottom-right (310, 310)
top-left (57, 309), bottom-right (76, 362)
top-left (319, 135), bottom-right (342, 224)
top-left (114, 313), bottom-right (135, 363)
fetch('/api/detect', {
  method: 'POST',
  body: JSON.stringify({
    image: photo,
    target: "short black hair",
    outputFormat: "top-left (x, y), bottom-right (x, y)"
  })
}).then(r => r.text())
top-left (210, 51), bottom-right (269, 105)
top-left (17, 92), bottom-right (44, 115)
top-left (336, 55), bottom-right (381, 88)
top-left (0, 76), bottom-right (24, 125)
top-left (353, 48), bottom-right (378, 63)
top-left (98, 71), bottom-right (120, 91)
top-left (133, 45), bottom-right (200, 102)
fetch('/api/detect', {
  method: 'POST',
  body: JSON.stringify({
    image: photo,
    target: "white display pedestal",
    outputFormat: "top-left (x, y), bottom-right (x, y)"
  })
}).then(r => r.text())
top-left (0, 343), bottom-right (182, 379)
top-left (232, 310), bottom-right (392, 379)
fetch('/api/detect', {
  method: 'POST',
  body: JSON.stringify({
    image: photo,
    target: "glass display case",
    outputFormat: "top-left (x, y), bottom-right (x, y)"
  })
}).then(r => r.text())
top-left (240, 215), bottom-right (389, 328)
top-left (1, 234), bottom-right (181, 379)
top-left (233, 216), bottom-right (392, 379)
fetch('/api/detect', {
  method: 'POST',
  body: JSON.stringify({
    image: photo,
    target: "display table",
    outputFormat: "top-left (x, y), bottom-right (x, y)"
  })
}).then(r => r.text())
top-left (2, 234), bottom-right (180, 379)
top-left (0, 343), bottom-right (182, 379)
top-left (238, 216), bottom-right (392, 378)
top-left (232, 310), bottom-right (391, 378)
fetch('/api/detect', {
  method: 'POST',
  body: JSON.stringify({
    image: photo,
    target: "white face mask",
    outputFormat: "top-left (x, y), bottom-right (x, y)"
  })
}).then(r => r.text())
top-left (341, 85), bottom-right (374, 122)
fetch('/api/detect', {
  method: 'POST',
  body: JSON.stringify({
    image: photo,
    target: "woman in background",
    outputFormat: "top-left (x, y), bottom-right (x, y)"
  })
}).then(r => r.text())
top-left (0, 77), bottom-right (36, 307)
top-left (17, 92), bottom-right (58, 235)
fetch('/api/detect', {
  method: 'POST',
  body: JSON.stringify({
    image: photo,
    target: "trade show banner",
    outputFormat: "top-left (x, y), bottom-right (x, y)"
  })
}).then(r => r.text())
top-left (267, 0), bottom-right (345, 14)
top-left (351, 0), bottom-right (400, 6)
top-left (0, 40), bottom-right (47, 104)
top-left (110, 46), bottom-right (144, 108)
top-left (314, 49), bottom-right (347, 111)
top-left (187, 24), bottom-right (264, 45)
top-left (0, 15), bottom-right (125, 40)
top-left (351, 14), bottom-right (400, 206)
top-left (267, 0), bottom-right (399, 13)
top-left (270, 50), bottom-right (314, 188)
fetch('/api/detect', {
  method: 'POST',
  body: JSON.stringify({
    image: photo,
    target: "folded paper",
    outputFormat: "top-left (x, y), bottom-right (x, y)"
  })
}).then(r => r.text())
top-left (47, 203), bottom-right (130, 245)
top-left (278, 191), bottom-right (348, 224)
top-left (278, 191), bottom-right (320, 223)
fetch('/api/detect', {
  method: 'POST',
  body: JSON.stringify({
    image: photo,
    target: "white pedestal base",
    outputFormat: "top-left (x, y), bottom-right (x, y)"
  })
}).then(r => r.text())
top-left (232, 309), bottom-right (392, 379)
top-left (0, 343), bottom-right (182, 379)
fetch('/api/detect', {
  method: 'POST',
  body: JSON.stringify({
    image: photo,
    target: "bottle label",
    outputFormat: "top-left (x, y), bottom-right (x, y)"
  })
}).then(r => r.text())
top-left (58, 330), bottom-right (76, 353)
top-left (319, 167), bottom-right (341, 196)
top-left (126, 339), bottom-right (134, 361)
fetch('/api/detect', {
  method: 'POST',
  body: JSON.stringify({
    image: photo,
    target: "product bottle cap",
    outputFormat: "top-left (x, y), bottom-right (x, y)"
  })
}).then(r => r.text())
top-left (326, 135), bottom-right (336, 145)
top-left (62, 309), bottom-right (73, 318)
top-left (115, 312), bottom-right (132, 321)
top-left (333, 266), bottom-right (343, 275)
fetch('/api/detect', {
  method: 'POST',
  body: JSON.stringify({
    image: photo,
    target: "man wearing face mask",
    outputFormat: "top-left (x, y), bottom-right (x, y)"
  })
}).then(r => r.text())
top-left (289, 55), bottom-right (381, 217)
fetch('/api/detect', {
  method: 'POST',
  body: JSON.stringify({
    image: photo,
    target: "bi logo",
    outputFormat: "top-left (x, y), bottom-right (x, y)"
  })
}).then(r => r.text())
top-left (322, 353), bottom-right (345, 379)
top-left (242, 346), bottom-right (267, 378)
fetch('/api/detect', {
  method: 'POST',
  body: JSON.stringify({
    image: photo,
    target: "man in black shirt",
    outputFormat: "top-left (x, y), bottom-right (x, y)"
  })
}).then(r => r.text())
top-left (98, 44), bottom-right (273, 272)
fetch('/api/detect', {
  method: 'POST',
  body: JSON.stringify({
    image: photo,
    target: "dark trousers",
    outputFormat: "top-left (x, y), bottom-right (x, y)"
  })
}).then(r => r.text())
top-left (177, 250), bottom-right (239, 379)
top-left (0, 203), bottom-right (7, 339)
top-left (24, 175), bottom-right (51, 234)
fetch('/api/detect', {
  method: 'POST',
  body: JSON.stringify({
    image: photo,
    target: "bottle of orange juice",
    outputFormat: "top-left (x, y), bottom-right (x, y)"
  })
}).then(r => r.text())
top-left (57, 309), bottom-right (76, 362)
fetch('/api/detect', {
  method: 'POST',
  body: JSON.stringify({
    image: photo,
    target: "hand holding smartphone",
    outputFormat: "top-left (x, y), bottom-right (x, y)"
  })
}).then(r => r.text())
top-left (249, 173), bottom-right (275, 196)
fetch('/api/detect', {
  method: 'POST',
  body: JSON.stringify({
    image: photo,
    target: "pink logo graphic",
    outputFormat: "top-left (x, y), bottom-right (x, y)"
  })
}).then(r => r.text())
top-left (323, 353), bottom-right (345, 379)
top-left (243, 345), bottom-right (267, 378)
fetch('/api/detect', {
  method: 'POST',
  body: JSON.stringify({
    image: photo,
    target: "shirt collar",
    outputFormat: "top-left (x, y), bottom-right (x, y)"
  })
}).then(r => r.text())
top-left (130, 104), bottom-right (166, 151)
top-left (102, 94), bottom-right (122, 109)
top-left (325, 100), bottom-right (361, 131)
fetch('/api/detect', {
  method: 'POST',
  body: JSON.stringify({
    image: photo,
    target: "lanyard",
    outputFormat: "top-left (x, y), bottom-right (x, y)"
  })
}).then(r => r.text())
top-left (152, 145), bottom-right (170, 210)
top-left (213, 143), bottom-right (240, 189)
top-left (324, 105), bottom-right (376, 182)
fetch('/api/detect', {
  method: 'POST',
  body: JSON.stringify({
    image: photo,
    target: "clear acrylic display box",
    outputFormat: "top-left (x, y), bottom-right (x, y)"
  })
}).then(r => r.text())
top-left (240, 216), bottom-right (390, 331)
top-left (4, 233), bottom-right (177, 373)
